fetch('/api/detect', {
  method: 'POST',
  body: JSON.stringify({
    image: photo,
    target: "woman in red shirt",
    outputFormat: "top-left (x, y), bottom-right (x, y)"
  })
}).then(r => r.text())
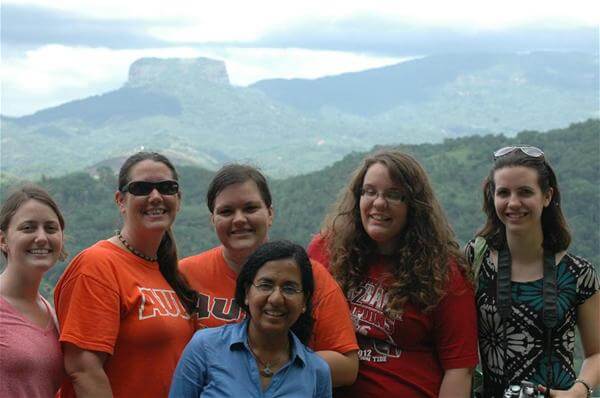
top-left (308, 149), bottom-right (478, 398)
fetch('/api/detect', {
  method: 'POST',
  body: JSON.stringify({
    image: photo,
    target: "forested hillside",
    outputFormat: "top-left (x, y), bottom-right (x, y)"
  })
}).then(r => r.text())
top-left (1, 120), bottom-right (598, 296)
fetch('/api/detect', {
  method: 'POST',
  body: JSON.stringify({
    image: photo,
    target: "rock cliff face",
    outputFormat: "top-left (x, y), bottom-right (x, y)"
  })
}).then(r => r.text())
top-left (126, 57), bottom-right (230, 89)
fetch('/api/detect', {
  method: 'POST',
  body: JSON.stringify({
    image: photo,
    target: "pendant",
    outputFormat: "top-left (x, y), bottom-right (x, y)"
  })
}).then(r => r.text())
top-left (261, 364), bottom-right (274, 377)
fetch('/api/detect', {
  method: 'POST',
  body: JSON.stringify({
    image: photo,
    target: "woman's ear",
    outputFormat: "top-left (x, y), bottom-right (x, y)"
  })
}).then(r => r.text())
top-left (0, 230), bottom-right (8, 256)
top-left (543, 187), bottom-right (554, 208)
top-left (115, 190), bottom-right (126, 214)
top-left (267, 206), bottom-right (274, 228)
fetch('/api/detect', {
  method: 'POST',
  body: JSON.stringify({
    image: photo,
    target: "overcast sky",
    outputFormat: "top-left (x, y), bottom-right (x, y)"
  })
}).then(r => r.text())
top-left (1, 0), bottom-right (598, 116)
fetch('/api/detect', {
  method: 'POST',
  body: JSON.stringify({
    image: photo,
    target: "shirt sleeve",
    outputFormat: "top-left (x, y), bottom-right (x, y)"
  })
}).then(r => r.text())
top-left (573, 255), bottom-right (600, 305)
top-left (55, 273), bottom-right (121, 355)
top-left (309, 260), bottom-right (358, 354)
top-left (169, 332), bottom-right (207, 398)
top-left (434, 263), bottom-right (479, 370)
top-left (315, 356), bottom-right (333, 398)
top-left (307, 234), bottom-right (330, 268)
top-left (463, 239), bottom-right (476, 266)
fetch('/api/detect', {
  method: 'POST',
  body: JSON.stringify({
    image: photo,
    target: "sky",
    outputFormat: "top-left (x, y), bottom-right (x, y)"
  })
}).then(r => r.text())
top-left (1, 0), bottom-right (598, 117)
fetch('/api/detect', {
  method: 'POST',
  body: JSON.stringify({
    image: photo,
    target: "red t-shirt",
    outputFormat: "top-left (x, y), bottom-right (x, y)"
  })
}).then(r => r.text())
top-left (307, 234), bottom-right (478, 398)
top-left (179, 246), bottom-right (358, 354)
top-left (54, 240), bottom-right (195, 398)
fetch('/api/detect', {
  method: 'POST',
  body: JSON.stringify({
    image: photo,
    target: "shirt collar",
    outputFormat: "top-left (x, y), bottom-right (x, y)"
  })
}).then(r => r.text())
top-left (229, 319), bottom-right (306, 368)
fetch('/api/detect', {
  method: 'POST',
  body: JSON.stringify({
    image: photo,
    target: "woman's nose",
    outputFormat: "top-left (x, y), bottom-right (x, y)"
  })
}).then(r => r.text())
top-left (267, 287), bottom-right (285, 304)
top-left (147, 188), bottom-right (163, 202)
top-left (372, 193), bottom-right (388, 208)
top-left (507, 193), bottom-right (520, 207)
top-left (232, 210), bottom-right (246, 224)
top-left (33, 227), bottom-right (49, 243)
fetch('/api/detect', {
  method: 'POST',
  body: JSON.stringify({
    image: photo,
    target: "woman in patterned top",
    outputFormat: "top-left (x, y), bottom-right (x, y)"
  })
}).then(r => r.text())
top-left (466, 146), bottom-right (599, 397)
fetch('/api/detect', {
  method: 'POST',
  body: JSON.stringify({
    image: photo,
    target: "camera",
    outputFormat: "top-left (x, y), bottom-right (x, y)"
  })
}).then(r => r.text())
top-left (503, 381), bottom-right (545, 398)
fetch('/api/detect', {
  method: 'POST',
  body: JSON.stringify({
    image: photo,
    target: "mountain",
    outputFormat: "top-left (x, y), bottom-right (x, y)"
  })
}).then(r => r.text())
top-left (251, 52), bottom-right (598, 117)
top-left (2, 119), bottom-right (598, 296)
top-left (1, 52), bottom-right (597, 179)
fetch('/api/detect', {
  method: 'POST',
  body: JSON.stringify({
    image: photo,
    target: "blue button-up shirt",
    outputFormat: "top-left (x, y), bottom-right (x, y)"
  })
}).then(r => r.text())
top-left (169, 320), bottom-right (332, 397)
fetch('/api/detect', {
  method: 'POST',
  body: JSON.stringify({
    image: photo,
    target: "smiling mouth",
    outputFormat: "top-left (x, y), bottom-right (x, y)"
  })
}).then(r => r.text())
top-left (28, 248), bottom-right (52, 255)
top-left (230, 229), bottom-right (254, 236)
top-left (370, 214), bottom-right (391, 222)
top-left (144, 208), bottom-right (166, 216)
top-left (264, 310), bottom-right (286, 318)
top-left (505, 212), bottom-right (527, 220)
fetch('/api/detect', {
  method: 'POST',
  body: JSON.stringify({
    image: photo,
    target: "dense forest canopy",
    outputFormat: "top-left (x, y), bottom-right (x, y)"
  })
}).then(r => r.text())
top-left (1, 120), bottom-right (598, 297)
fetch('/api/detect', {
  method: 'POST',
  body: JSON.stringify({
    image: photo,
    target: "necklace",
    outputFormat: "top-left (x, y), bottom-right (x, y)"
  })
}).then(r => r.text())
top-left (247, 336), bottom-right (288, 378)
top-left (117, 231), bottom-right (158, 262)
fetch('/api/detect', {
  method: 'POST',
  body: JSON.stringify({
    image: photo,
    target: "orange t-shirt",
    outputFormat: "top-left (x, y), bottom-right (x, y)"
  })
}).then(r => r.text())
top-left (179, 246), bottom-right (358, 354)
top-left (54, 240), bottom-right (195, 398)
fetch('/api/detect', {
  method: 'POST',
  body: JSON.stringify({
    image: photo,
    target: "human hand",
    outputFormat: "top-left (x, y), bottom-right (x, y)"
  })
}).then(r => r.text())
top-left (538, 383), bottom-right (589, 398)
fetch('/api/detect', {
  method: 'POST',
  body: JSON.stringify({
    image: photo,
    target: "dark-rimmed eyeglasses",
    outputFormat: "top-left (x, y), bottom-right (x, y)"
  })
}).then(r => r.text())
top-left (360, 186), bottom-right (406, 205)
top-left (493, 146), bottom-right (544, 160)
top-left (251, 282), bottom-right (303, 298)
top-left (120, 180), bottom-right (179, 196)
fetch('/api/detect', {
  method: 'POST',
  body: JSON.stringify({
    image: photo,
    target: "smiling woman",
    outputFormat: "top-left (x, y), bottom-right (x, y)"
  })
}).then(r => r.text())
top-left (0, 184), bottom-right (67, 398)
top-left (466, 146), bottom-right (599, 397)
top-left (179, 163), bottom-right (359, 387)
top-left (308, 149), bottom-right (478, 398)
top-left (53, 151), bottom-right (199, 398)
top-left (170, 240), bottom-right (332, 397)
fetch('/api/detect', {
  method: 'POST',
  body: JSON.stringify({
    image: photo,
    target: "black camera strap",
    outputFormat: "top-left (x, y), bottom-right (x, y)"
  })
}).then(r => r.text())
top-left (497, 247), bottom-right (557, 397)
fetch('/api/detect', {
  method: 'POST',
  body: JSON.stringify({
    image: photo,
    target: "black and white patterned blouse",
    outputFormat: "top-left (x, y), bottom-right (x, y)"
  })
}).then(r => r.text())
top-left (466, 240), bottom-right (599, 397)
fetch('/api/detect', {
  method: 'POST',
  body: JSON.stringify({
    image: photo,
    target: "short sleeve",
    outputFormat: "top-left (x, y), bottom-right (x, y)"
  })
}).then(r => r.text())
top-left (314, 356), bottom-right (333, 398)
top-left (169, 332), bottom-right (207, 397)
top-left (307, 234), bottom-right (330, 268)
top-left (309, 260), bottom-right (358, 354)
top-left (572, 255), bottom-right (600, 305)
top-left (464, 239), bottom-right (476, 266)
top-left (434, 263), bottom-right (479, 370)
top-left (55, 274), bottom-right (120, 354)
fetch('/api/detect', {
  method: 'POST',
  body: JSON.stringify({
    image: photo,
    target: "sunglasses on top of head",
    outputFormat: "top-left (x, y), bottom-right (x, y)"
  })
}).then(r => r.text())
top-left (493, 145), bottom-right (544, 160)
top-left (120, 180), bottom-right (179, 196)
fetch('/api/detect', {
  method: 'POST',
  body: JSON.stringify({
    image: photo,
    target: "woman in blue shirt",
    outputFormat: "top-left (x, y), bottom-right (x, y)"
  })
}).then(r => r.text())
top-left (170, 240), bottom-right (332, 397)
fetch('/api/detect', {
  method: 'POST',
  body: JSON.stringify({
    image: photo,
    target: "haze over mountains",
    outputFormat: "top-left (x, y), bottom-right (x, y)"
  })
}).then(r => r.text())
top-left (1, 51), bottom-right (597, 178)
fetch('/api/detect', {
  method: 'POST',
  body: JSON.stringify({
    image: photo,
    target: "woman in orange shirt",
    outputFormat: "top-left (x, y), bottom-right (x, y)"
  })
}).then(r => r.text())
top-left (54, 152), bottom-right (198, 397)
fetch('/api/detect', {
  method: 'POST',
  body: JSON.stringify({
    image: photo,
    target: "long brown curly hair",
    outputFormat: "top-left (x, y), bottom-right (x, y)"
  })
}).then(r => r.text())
top-left (323, 150), bottom-right (465, 315)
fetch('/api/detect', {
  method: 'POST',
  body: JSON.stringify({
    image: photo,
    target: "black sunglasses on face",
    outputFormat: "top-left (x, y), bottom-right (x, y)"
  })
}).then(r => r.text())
top-left (120, 180), bottom-right (179, 196)
top-left (493, 145), bottom-right (544, 160)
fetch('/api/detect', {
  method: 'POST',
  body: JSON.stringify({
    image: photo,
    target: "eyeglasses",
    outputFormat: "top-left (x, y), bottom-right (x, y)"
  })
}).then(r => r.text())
top-left (120, 180), bottom-right (179, 196)
top-left (493, 146), bottom-right (544, 160)
top-left (360, 186), bottom-right (406, 204)
top-left (251, 282), bottom-right (303, 298)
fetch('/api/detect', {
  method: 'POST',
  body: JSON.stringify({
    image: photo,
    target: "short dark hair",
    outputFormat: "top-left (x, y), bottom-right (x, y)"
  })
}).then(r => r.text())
top-left (234, 240), bottom-right (315, 344)
top-left (478, 149), bottom-right (571, 252)
top-left (206, 164), bottom-right (272, 213)
top-left (1, 184), bottom-right (67, 260)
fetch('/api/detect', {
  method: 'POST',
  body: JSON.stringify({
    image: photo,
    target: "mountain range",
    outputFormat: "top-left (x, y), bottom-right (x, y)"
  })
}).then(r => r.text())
top-left (1, 51), bottom-right (598, 179)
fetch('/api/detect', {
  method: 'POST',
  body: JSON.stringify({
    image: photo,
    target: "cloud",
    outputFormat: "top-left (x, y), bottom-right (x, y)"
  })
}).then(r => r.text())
top-left (0, 44), bottom-right (403, 116)
top-left (254, 16), bottom-right (599, 56)
top-left (0, 4), bottom-right (168, 48)
top-left (0, 45), bottom-right (202, 116)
